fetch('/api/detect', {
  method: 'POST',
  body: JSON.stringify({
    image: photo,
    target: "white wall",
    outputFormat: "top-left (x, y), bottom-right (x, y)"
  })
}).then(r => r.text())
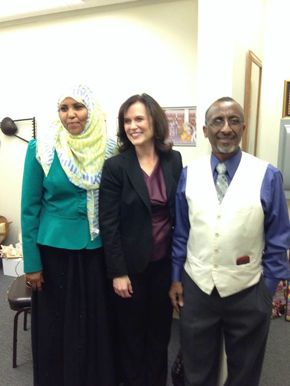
top-left (0, 0), bottom-right (198, 244)
top-left (196, 0), bottom-right (289, 209)
top-left (258, 0), bottom-right (290, 165)
top-left (195, 0), bottom-right (265, 158)
top-left (218, 0), bottom-right (290, 171)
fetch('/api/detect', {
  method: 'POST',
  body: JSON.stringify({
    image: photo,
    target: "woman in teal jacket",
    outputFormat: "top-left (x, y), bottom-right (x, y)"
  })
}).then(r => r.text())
top-left (21, 84), bottom-right (116, 386)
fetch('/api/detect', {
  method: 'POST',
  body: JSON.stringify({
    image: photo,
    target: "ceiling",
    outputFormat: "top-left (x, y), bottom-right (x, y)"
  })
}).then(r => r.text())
top-left (0, 0), bottom-right (140, 23)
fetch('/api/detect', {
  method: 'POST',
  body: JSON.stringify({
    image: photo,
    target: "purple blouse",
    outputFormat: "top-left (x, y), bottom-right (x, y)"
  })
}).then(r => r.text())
top-left (143, 162), bottom-right (171, 261)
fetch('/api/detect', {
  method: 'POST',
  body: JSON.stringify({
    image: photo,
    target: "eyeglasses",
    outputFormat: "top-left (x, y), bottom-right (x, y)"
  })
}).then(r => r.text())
top-left (207, 117), bottom-right (244, 130)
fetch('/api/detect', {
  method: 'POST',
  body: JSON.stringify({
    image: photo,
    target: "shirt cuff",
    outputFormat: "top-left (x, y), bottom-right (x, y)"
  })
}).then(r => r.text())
top-left (263, 276), bottom-right (279, 297)
top-left (172, 263), bottom-right (183, 282)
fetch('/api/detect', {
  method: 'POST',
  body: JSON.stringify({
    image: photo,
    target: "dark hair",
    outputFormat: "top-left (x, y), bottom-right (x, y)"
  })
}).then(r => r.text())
top-left (117, 93), bottom-right (172, 153)
top-left (205, 96), bottom-right (244, 123)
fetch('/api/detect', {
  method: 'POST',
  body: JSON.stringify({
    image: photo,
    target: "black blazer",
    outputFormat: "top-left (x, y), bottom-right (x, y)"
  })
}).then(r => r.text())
top-left (99, 147), bottom-right (183, 278)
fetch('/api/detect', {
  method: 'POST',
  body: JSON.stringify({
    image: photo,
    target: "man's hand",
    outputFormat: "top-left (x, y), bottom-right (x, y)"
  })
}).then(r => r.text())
top-left (113, 275), bottom-right (133, 298)
top-left (169, 281), bottom-right (184, 313)
top-left (26, 271), bottom-right (44, 291)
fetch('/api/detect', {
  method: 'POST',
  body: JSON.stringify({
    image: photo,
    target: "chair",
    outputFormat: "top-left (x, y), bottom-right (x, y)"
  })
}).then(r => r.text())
top-left (7, 274), bottom-right (32, 368)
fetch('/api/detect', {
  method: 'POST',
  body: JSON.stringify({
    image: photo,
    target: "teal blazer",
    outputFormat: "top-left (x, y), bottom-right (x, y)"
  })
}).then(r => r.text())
top-left (21, 140), bottom-right (101, 273)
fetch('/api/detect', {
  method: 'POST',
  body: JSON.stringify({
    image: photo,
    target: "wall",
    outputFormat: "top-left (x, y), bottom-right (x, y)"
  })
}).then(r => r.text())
top-left (0, 0), bottom-right (198, 244)
top-left (195, 0), bottom-right (266, 158)
top-left (258, 0), bottom-right (290, 165)
top-left (258, 0), bottom-right (290, 207)
top-left (222, 0), bottom-right (290, 173)
top-left (196, 0), bottom-right (290, 207)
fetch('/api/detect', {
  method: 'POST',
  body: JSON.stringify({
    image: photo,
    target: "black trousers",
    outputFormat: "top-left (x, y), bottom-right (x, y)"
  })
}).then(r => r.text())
top-left (180, 272), bottom-right (272, 386)
top-left (113, 258), bottom-right (173, 386)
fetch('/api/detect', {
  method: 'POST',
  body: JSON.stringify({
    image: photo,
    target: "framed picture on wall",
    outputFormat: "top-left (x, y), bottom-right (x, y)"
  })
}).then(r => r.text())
top-left (282, 80), bottom-right (290, 117)
top-left (163, 106), bottom-right (197, 146)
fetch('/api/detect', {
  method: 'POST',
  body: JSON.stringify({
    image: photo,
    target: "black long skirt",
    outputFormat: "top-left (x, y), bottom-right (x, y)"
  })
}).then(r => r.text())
top-left (31, 246), bottom-right (116, 386)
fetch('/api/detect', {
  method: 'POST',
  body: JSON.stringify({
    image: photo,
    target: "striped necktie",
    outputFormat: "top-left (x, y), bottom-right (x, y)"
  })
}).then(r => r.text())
top-left (216, 163), bottom-right (228, 203)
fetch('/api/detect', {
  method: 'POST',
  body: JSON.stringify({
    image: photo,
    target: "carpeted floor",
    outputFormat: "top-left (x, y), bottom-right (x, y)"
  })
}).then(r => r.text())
top-left (0, 265), bottom-right (289, 386)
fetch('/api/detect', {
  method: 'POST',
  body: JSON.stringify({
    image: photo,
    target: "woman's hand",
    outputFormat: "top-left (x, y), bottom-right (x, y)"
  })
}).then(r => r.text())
top-left (26, 271), bottom-right (44, 291)
top-left (113, 275), bottom-right (133, 298)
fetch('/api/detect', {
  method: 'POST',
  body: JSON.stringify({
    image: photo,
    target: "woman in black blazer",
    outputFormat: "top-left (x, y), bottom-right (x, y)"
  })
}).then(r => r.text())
top-left (99, 93), bottom-right (182, 386)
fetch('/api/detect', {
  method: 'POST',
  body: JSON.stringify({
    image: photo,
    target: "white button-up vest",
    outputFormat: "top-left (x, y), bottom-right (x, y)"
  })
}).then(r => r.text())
top-left (185, 152), bottom-right (268, 297)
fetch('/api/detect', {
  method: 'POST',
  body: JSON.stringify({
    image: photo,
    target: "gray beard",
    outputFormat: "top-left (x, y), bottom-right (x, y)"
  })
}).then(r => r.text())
top-left (217, 144), bottom-right (237, 154)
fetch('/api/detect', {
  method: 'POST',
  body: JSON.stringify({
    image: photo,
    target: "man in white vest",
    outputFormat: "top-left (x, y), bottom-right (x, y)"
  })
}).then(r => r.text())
top-left (169, 97), bottom-right (290, 386)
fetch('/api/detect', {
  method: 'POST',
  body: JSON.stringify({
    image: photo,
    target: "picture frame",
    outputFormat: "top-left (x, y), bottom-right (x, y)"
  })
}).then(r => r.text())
top-left (163, 106), bottom-right (196, 146)
top-left (242, 50), bottom-right (262, 156)
top-left (282, 80), bottom-right (290, 117)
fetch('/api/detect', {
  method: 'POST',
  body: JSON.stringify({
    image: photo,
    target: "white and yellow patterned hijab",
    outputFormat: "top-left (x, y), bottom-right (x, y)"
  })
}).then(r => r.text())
top-left (36, 84), bottom-right (116, 240)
